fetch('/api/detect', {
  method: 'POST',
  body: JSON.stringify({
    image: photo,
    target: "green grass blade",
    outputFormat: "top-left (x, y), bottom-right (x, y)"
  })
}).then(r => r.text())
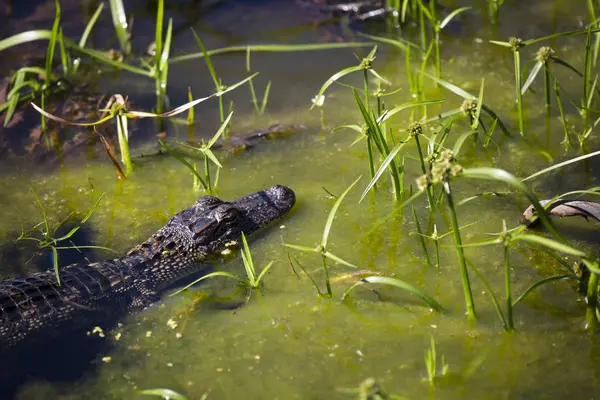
top-left (170, 271), bottom-right (245, 296)
top-left (191, 29), bottom-right (220, 88)
top-left (521, 60), bottom-right (544, 95)
top-left (154, 0), bottom-right (164, 66)
top-left (240, 232), bottom-right (256, 284)
top-left (138, 389), bottom-right (189, 400)
top-left (284, 243), bottom-right (318, 252)
top-left (53, 193), bottom-right (105, 242)
top-left (28, 184), bottom-right (50, 238)
top-left (53, 245), bottom-right (118, 253)
top-left (260, 81), bottom-right (271, 114)
top-left (522, 149), bottom-right (600, 181)
top-left (0, 30), bottom-right (54, 51)
top-left (342, 276), bottom-right (447, 313)
top-left (78, 3), bottom-right (104, 48)
top-left (255, 261), bottom-right (275, 285)
top-left (52, 246), bottom-right (61, 285)
top-left (323, 251), bottom-right (358, 268)
top-left (158, 18), bottom-right (172, 92)
top-left (4, 71), bottom-right (26, 127)
top-left (472, 79), bottom-right (485, 129)
top-left (158, 139), bottom-right (208, 190)
top-left (440, 6), bottom-right (471, 29)
top-left (129, 74), bottom-right (257, 119)
top-left (462, 168), bottom-right (561, 239)
top-left (359, 32), bottom-right (420, 53)
top-left (489, 40), bottom-right (512, 47)
top-left (202, 148), bottom-right (222, 169)
top-left (207, 111), bottom-right (233, 148)
top-left (74, 46), bottom-right (153, 76)
top-left (108, 0), bottom-right (130, 53)
top-left (359, 141), bottom-right (408, 202)
top-left (452, 131), bottom-right (477, 156)
top-left (170, 42), bottom-right (375, 63)
top-left (511, 234), bottom-right (587, 257)
top-left (467, 260), bottom-right (506, 328)
top-left (322, 176), bottom-right (362, 248)
top-left (377, 99), bottom-right (446, 124)
top-left (58, 29), bottom-right (69, 75)
top-left (512, 274), bottom-right (574, 307)
top-left (422, 71), bottom-right (474, 99)
top-left (311, 65), bottom-right (364, 110)
top-left (45, 0), bottom-right (61, 87)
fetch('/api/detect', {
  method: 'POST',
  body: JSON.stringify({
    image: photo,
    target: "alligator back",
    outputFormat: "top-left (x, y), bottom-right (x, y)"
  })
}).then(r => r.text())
top-left (0, 260), bottom-right (134, 350)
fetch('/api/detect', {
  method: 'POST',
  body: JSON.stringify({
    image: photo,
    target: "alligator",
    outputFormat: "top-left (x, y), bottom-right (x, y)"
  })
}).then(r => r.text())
top-left (0, 185), bottom-right (295, 351)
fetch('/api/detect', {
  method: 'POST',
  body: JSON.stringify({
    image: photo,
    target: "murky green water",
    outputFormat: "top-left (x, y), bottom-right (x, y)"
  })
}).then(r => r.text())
top-left (2, 0), bottom-right (600, 399)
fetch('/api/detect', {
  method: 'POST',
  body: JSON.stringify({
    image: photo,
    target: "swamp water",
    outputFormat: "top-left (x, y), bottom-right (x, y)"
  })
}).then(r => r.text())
top-left (1, 0), bottom-right (600, 398)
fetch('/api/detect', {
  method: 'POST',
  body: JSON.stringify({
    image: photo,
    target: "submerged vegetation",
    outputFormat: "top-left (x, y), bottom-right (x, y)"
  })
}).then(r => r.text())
top-left (1, 0), bottom-right (600, 398)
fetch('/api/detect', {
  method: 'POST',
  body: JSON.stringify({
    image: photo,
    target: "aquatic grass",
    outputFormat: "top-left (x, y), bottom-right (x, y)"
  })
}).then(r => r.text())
top-left (522, 149), bottom-right (600, 182)
top-left (424, 336), bottom-right (449, 385)
top-left (588, 1), bottom-right (600, 67)
top-left (412, 205), bottom-right (431, 267)
top-left (171, 233), bottom-right (275, 296)
top-left (139, 0), bottom-right (172, 115)
top-left (239, 232), bottom-right (275, 289)
top-left (422, 71), bottom-right (510, 138)
top-left (158, 139), bottom-right (210, 192)
top-left (187, 87), bottom-right (195, 128)
top-left (520, 40), bottom-right (600, 145)
top-left (417, 3), bottom-right (471, 80)
top-left (410, 122), bottom-right (436, 210)
top-left (169, 42), bottom-right (376, 63)
top-left (453, 221), bottom-right (579, 331)
top-left (72, 3), bottom-right (104, 73)
top-left (139, 388), bottom-right (194, 400)
top-left (490, 27), bottom-right (600, 138)
top-left (287, 253), bottom-right (325, 297)
top-left (353, 91), bottom-right (402, 201)
top-left (39, 0), bottom-right (62, 140)
top-left (441, 172), bottom-right (475, 319)
top-left (342, 276), bottom-right (447, 313)
top-left (108, 0), bottom-right (131, 55)
top-left (31, 75), bottom-right (255, 175)
top-left (312, 46), bottom-right (387, 113)
top-left (487, 0), bottom-right (504, 23)
top-left (284, 177), bottom-right (361, 297)
top-left (462, 168), bottom-right (561, 239)
top-left (191, 29), bottom-right (228, 131)
top-left (17, 186), bottom-right (112, 284)
top-left (411, 222), bottom-right (476, 272)
top-left (510, 234), bottom-right (597, 317)
top-left (246, 48), bottom-right (271, 115)
top-left (171, 111), bottom-right (232, 192)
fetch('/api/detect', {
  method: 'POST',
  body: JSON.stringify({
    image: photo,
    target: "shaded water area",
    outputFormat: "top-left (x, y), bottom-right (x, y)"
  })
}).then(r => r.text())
top-left (1, 0), bottom-right (600, 398)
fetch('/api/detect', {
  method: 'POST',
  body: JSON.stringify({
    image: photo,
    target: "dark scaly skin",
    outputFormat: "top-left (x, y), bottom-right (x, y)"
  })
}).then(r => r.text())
top-left (0, 185), bottom-right (295, 350)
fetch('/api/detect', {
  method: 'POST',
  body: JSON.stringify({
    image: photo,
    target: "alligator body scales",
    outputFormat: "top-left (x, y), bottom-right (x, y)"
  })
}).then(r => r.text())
top-left (0, 185), bottom-right (295, 350)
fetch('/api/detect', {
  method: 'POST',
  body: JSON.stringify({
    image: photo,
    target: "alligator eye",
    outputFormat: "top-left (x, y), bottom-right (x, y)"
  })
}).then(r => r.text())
top-left (220, 208), bottom-right (240, 223)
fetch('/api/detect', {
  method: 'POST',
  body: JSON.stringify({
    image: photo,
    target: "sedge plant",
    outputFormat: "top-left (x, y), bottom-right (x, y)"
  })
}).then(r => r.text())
top-left (17, 186), bottom-right (114, 284)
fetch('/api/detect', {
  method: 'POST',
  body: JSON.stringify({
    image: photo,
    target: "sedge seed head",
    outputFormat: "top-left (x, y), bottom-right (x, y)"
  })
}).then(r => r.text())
top-left (535, 46), bottom-right (555, 62)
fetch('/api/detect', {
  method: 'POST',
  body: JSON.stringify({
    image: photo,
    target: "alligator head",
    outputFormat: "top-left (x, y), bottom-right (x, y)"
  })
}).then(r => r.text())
top-left (125, 185), bottom-right (296, 291)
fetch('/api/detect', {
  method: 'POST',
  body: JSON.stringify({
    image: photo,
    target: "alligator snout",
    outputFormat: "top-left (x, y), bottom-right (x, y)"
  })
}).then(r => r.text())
top-left (264, 185), bottom-right (296, 212)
